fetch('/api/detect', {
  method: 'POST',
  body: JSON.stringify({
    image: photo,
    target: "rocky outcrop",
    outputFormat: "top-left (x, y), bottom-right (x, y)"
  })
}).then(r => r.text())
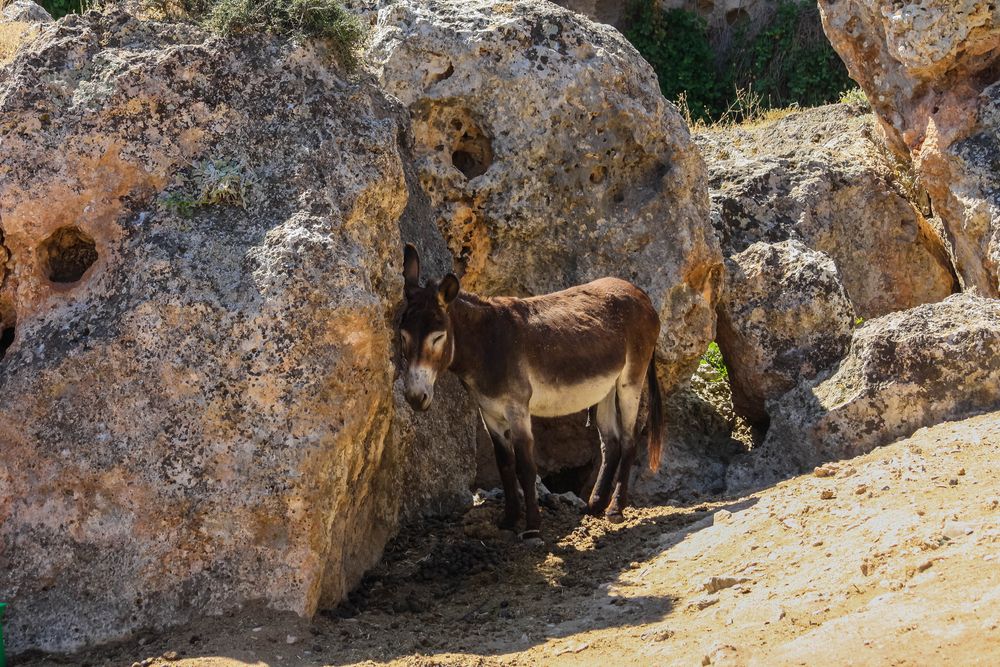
top-left (727, 294), bottom-right (1000, 491)
top-left (2, 0), bottom-right (52, 23)
top-left (0, 10), bottom-right (476, 655)
top-left (365, 0), bottom-right (722, 394)
top-left (819, 0), bottom-right (1000, 297)
top-left (0, 0), bottom-right (49, 67)
top-left (716, 240), bottom-right (855, 427)
top-left (696, 103), bottom-right (958, 319)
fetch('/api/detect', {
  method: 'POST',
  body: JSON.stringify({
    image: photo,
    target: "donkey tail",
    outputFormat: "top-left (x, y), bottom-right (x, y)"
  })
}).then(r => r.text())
top-left (645, 358), bottom-right (664, 472)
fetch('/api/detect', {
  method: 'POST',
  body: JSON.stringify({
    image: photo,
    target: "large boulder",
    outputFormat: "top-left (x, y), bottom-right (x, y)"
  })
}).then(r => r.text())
top-left (0, 10), bottom-right (473, 655)
top-left (716, 240), bottom-right (855, 427)
top-left (727, 294), bottom-right (1000, 491)
top-left (0, 0), bottom-right (49, 67)
top-left (819, 0), bottom-right (1000, 297)
top-left (696, 103), bottom-right (958, 318)
top-left (365, 0), bottom-right (722, 394)
top-left (2, 0), bottom-right (52, 23)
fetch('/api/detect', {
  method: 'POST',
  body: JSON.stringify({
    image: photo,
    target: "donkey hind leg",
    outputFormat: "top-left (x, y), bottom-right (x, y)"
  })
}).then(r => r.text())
top-left (608, 368), bottom-right (645, 519)
top-left (587, 387), bottom-right (621, 516)
top-left (482, 410), bottom-right (519, 531)
top-left (506, 407), bottom-right (541, 540)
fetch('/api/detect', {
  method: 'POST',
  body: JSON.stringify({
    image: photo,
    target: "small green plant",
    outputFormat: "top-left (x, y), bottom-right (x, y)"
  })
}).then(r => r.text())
top-left (702, 341), bottom-right (729, 381)
top-left (158, 158), bottom-right (255, 217)
top-left (193, 158), bottom-right (254, 207)
top-left (855, 316), bottom-right (865, 328)
top-left (840, 87), bottom-right (871, 109)
top-left (204, 0), bottom-right (365, 69)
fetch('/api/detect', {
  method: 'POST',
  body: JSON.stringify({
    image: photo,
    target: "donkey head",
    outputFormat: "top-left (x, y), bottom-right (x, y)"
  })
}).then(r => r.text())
top-left (399, 244), bottom-right (460, 411)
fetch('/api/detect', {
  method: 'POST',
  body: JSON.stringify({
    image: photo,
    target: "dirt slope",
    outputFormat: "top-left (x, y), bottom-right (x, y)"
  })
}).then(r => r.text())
top-left (23, 411), bottom-right (1000, 667)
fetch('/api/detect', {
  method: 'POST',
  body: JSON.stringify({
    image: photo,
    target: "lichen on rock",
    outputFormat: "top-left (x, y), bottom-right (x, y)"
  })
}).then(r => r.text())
top-left (716, 240), bottom-right (855, 427)
top-left (0, 8), bottom-right (463, 654)
top-left (727, 293), bottom-right (1000, 491)
top-left (819, 0), bottom-right (1000, 296)
top-left (364, 0), bottom-right (723, 394)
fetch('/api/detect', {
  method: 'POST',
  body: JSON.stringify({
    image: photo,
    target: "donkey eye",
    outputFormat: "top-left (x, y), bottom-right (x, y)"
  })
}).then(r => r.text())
top-left (430, 333), bottom-right (446, 347)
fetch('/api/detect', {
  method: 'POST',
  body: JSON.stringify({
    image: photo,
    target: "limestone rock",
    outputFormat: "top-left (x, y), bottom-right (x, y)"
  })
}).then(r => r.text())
top-left (819, 0), bottom-right (1000, 296)
top-left (696, 103), bottom-right (958, 318)
top-left (727, 294), bottom-right (1000, 491)
top-left (0, 10), bottom-right (469, 655)
top-left (365, 0), bottom-right (722, 394)
top-left (1, 0), bottom-right (52, 23)
top-left (716, 240), bottom-right (855, 427)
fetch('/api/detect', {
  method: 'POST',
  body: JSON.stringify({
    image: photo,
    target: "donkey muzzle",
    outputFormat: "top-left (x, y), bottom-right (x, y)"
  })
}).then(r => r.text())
top-left (404, 366), bottom-right (435, 411)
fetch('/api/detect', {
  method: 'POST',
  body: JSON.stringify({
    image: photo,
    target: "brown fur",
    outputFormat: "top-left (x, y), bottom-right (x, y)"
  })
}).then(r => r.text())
top-left (399, 245), bottom-right (663, 537)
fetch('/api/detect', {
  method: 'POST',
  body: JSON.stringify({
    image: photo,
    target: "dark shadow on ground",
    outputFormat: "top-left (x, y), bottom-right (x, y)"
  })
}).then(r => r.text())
top-left (17, 496), bottom-right (757, 667)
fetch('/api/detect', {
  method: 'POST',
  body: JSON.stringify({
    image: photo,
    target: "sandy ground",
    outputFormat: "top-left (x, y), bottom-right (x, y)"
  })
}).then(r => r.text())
top-left (19, 411), bottom-right (1000, 667)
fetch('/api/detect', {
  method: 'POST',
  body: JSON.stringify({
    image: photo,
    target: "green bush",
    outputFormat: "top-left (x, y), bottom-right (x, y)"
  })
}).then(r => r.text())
top-left (625, 0), bottom-right (854, 124)
top-left (38, 0), bottom-right (83, 18)
top-left (624, 4), bottom-right (727, 123)
top-left (736, 0), bottom-right (853, 110)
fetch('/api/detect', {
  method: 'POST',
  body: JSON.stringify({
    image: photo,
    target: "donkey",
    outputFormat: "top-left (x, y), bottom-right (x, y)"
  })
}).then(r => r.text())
top-left (398, 244), bottom-right (663, 539)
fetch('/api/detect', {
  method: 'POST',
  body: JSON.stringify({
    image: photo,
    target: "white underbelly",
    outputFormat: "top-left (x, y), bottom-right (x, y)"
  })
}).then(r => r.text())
top-left (527, 370), bottom-right (619, 417)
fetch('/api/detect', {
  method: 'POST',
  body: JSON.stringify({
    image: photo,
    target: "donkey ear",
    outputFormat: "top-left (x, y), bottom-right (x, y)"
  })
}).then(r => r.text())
top-left (403, 243), bottom-right (420, 290)
top-left (437, 273), bottom-right (460, 307)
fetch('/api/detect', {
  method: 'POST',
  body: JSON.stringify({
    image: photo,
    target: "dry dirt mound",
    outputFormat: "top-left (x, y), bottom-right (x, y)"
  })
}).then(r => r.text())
top-left (22, 411), bottom-right (1000, 667)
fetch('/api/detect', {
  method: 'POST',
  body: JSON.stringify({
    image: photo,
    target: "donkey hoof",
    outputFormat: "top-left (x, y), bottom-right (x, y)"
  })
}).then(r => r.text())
top-left (605, 510), bottom-right (625, 524)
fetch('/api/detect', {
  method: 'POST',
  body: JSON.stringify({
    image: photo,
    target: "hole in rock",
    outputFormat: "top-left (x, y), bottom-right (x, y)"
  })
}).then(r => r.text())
top-left (40, 226), bottom-right (98, 284)
top-left (0, 325), bottom-right (13, 360)
top-left (452, 140), bottom-right (493, 179)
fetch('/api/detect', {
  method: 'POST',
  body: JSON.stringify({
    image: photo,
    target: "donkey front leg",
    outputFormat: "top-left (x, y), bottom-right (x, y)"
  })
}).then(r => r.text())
top-left (507, 409), bottom-right (541, 539)
top-left (482, 410), bottom-right (520, 531)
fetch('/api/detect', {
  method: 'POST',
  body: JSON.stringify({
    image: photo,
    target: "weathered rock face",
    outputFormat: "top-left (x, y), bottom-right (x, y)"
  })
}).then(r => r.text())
top-left (819, 0), bottom-right (1000, 297)
top-left (0, 10), bottom-right (472, 654)
top-left (0, 0), bottom-right (49, 67)
top-left (366, 0), bottom-right (722, 394)
top-left (727, 294), bottom-right (1000, 491)
top-left (716, 240), bottom-right (855, 427)
top-left (2, 0), bottom-right (52, 23)
top-left (696, 103), bottom-right (959, 319)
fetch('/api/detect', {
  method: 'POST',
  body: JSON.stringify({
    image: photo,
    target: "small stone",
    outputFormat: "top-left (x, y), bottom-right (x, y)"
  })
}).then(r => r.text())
top-left (855, 484), bottom-right (867, 495)
top-left (958, 468), bottom-right (966, 476)
top-left (703, 575), bottom-right (749, 594)
top-left (917, 560), bottom-right (934, 572)
top-left (286, 635), bottom-right (298, 644)
top-left (949, 478), bottom-right (959, 486)
top-left (641, 629), bottom-right (675, 642)
top-left (692, 595), bottom-right (720, 610)
top-left (820, 489), bottom-right (836, 500)
top-left (813, 466), bottom-right (835, 478)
